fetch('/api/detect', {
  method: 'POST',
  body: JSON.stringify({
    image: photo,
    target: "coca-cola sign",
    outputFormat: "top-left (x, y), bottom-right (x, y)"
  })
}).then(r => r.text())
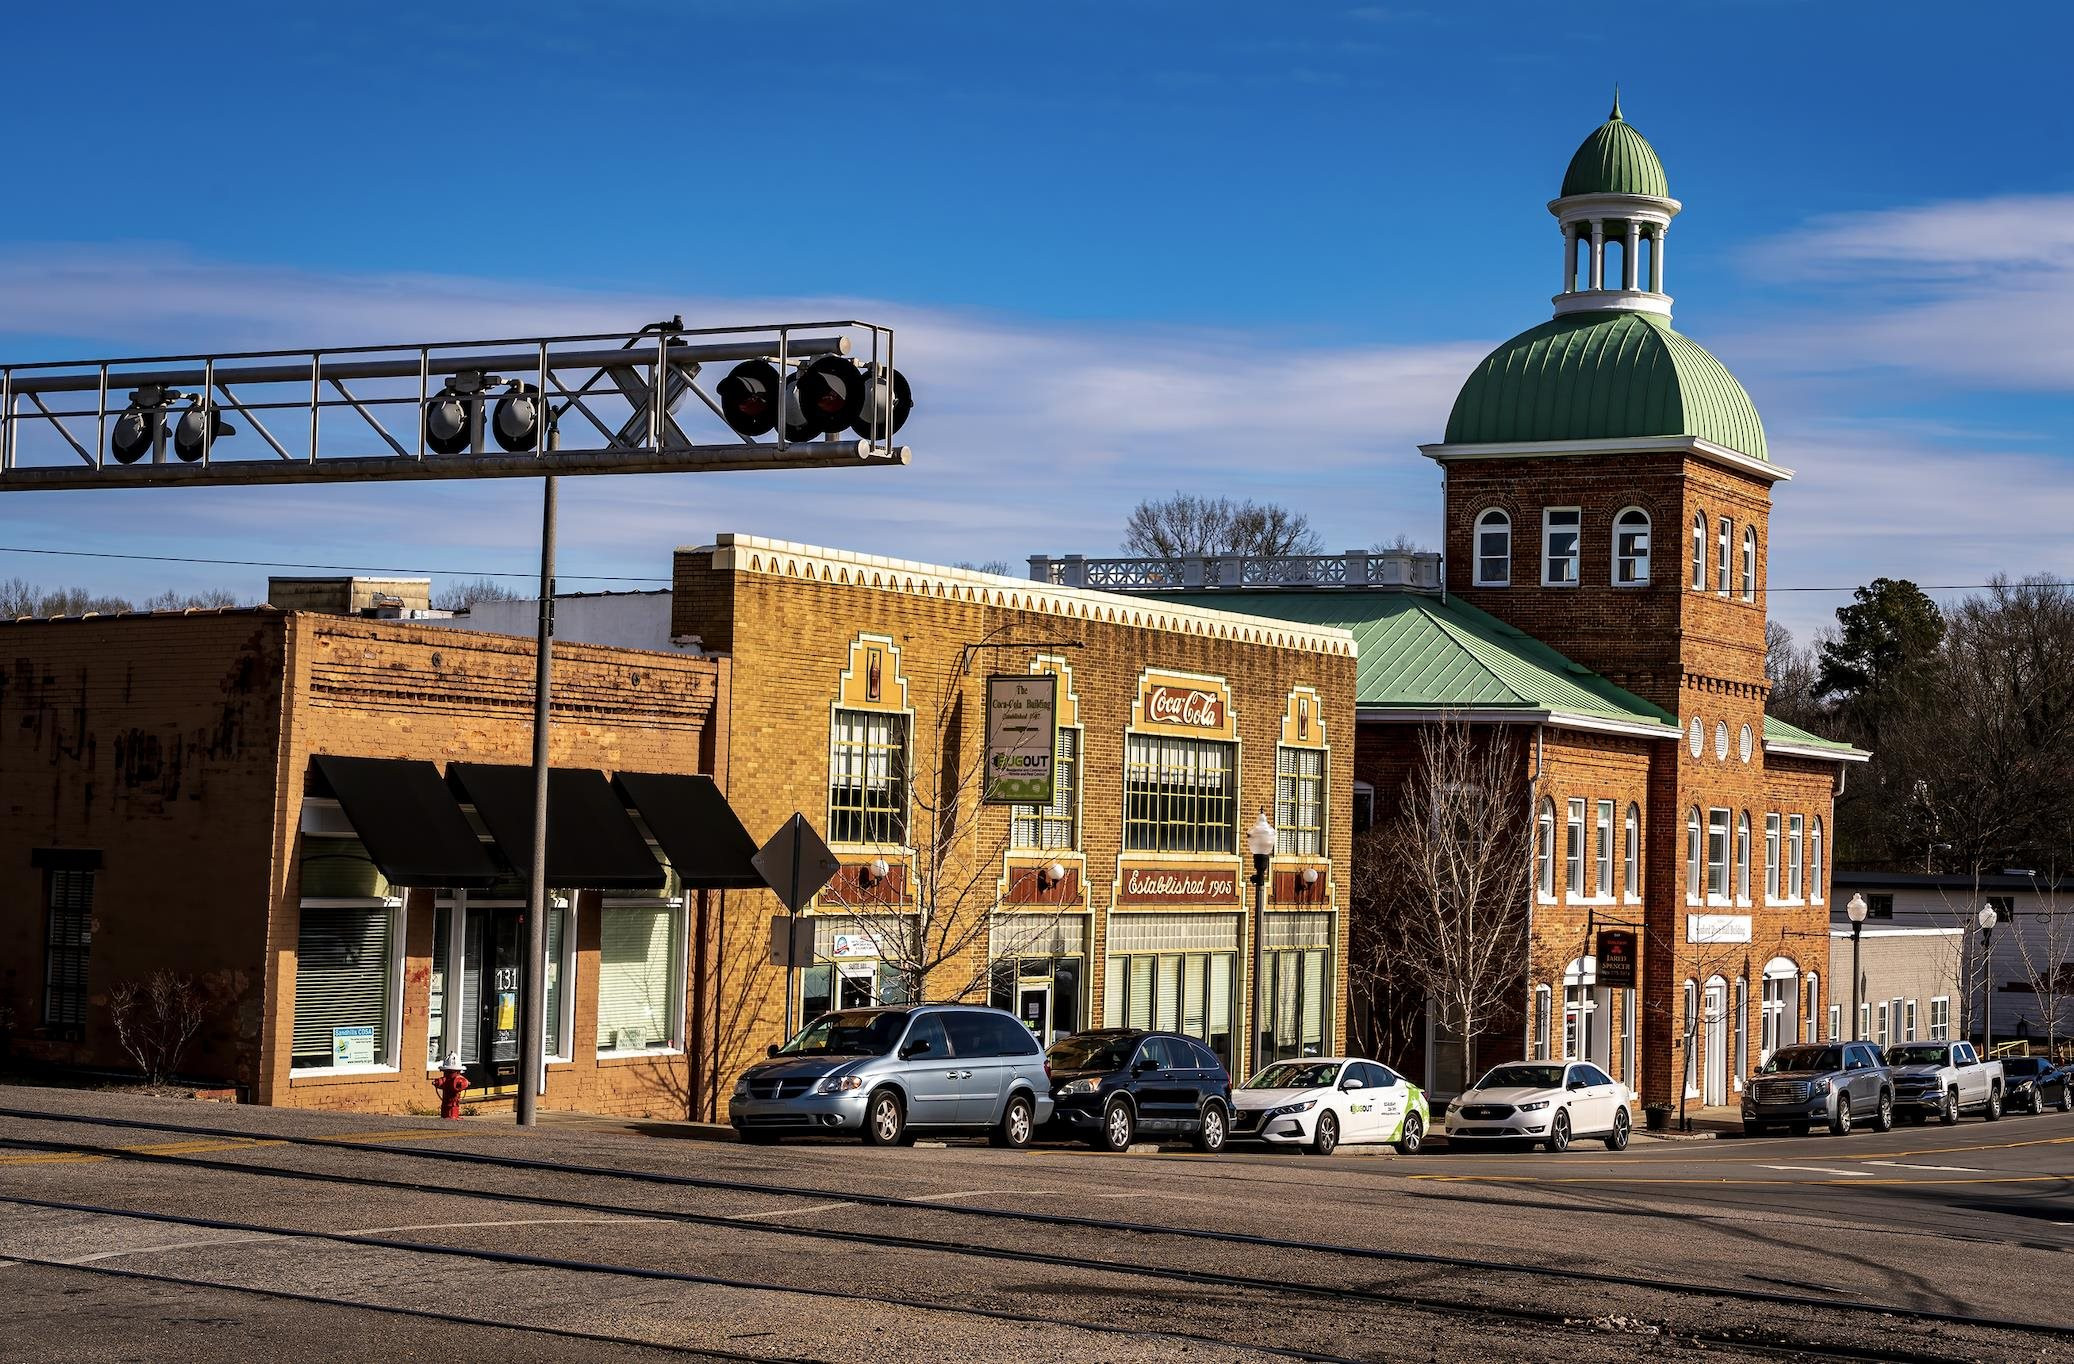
top-left (1119, 863), bottom-right (1240, 903)
top-left (1145, 684), bottom-right (1225, 730)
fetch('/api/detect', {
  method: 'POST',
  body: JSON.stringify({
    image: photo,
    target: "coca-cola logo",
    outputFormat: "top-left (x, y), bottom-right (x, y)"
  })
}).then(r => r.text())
top-left (1146, 685), bottom-right (1224, 729)
top-left (1121, 866), bottom-right (1239, 902)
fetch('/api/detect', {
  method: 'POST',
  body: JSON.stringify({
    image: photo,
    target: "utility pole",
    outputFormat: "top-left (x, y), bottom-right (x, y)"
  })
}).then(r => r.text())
top-left (516, 472), bottom-right (556, 1127)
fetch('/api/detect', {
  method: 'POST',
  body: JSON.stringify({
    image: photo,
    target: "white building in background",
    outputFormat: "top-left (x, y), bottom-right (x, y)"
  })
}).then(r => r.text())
top-left (442, 589), bottom-right (682, 653)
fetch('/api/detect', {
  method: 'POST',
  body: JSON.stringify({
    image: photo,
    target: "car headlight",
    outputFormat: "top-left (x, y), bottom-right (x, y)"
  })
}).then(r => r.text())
top-left (1057, 1077), bottom-right (1101, 1096)
top-left (1817, 1079), bottom-right (1834, 1093)
top-left (1517, 1100), bottom-right (1549, 1112)
top-left (1266, 1099), bottom-right (1318, 1119)
top-left (731, 1076), bottom-right (751, 1098)
top-left (814, 1075), bottom-right (864, 1095)
top-left (2013, 1081), bottom-right (2034, 1093)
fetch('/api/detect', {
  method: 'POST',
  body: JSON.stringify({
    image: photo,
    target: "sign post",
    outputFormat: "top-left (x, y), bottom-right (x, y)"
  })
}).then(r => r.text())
top-left (753, 813), bottom-right (842, 1041)
top-left (984, 672), bottom-right (1057, 805)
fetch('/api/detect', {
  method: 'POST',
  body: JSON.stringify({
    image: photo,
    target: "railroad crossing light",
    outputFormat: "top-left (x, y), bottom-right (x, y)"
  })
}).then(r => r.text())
top-left (785, 355), bottom-right (865, 440)
top-left (717, 359), bottom-right (780, 437)
top-left (110, 402), bottom-right (156, 464)
top-left (850, 363), bottom-right (912, 440)
top-left (491, 382), bottom-right (548, 453)
top-left (425, 386), bottom-right (472, 456)
top-left (171, 401), bottom-right (235, 463)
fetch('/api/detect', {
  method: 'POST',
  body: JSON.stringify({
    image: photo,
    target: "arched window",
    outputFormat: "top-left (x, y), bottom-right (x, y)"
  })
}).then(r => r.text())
top-left (1761, 957), bottom-right (1799, 1061)
top-left (1474, 509), bottom-right (1511, 587)
top-left (1716, 517), bottom-right (1732, 597)
top-left (1565, 798), bottom-right (1585, 895)
top-left (1741, 526), bottom-right (1757, 601)
top-left (1735, 811), bottom-right (1751, 901)
top-left (1614, 507), bottom-right (1651, 585)
top-left (1810, 817), bottom-right (1824, 902)
top-left (1685, 806), bottom-right (1702, 903)
top-left (1536, 798), bottom-right (1556, 898)
top-left (1623, 802), bottom-right (1640, 897)
top-left (1691, 514), bottom-right (1706, 590)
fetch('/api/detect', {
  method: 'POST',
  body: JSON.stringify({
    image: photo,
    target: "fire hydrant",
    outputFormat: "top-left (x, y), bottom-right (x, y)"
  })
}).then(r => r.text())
top-left (433, 1053), bottom-right (470, 1120)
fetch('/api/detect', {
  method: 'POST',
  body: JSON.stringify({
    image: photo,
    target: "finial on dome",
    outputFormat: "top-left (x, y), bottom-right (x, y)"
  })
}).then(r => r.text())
top-left (1610, 85), bottom-right (1622, 121)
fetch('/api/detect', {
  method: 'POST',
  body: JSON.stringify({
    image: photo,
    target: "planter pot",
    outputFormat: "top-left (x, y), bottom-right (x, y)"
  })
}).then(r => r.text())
top-left (1643, 1106), bottom-right (1671, 1133)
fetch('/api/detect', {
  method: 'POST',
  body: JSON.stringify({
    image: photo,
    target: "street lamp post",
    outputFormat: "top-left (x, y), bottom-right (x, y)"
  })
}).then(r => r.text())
top-left (1976, 903), bottom-right (1999, 1053)
top-left (1247, 812), bottom-right (1277, 1080)
top-left (1846, 893), bottom-right (1868, 1040)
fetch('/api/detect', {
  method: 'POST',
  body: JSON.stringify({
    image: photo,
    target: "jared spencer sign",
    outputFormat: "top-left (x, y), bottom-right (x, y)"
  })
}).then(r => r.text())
top-left (1119, 864), bottom-right (1241, 904)
top-left (984, 673), bottom-right (1057, 805)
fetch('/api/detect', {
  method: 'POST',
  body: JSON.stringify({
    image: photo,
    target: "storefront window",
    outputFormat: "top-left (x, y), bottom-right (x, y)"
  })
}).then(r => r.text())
top-left (1124, 735), bottom-right (1237, 853)
top-left (1011, 727), bottom-right (1079, 850)
top-left (292, 904), bottom-right (397, 1070)
top-left (829, 708), bottom-right (908, 845)
top-left (1105, 912), bottom-right (1240, 1069)
top-left (597, 902), bottom-right (682, 1052)
top-left (1275, 747), bottom-right (1324, 856)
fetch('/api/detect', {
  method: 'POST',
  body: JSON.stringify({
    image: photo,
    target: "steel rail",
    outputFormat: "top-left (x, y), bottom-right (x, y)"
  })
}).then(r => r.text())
top-left (0, 1110), bottom-right (2060, 1347)
top-left (0, 1193), bottom-right (1357, 1364)
top-left (0, 1251), bottom-right (781, 1361)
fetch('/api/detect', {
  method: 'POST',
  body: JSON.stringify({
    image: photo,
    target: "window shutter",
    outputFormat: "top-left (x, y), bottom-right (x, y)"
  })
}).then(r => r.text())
top-left (597, 904), bottom-right (678, 1051)
top-left (43, 870), bottom-right (94, 1028)
top-left (1301, 950), bottom-right (1327, 1052)
top-left (292, 906), bottom-right (393, 1065)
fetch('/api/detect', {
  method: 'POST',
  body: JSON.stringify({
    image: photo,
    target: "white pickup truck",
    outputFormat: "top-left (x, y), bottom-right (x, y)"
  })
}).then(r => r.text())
top-left (1882, 1040), bottom-right (2004, 1124)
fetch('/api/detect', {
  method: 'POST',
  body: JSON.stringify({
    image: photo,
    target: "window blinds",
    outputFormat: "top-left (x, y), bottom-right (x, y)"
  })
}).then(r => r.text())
top-left (291, 906), bottom-right (393, 1066)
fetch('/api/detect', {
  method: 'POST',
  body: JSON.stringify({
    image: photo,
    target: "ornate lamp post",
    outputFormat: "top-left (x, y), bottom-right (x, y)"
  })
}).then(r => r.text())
top-left (1846, 894), bottom-right (1869, 1040)
top-left (1247, 811), bottom-right (1278, 1078)
top-left (1976, 903), bottom-right (2000, 1053)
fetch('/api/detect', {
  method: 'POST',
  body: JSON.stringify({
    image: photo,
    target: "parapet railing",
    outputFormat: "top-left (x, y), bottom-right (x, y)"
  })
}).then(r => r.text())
top-left (1028, 550), bottom-right (1442, 593)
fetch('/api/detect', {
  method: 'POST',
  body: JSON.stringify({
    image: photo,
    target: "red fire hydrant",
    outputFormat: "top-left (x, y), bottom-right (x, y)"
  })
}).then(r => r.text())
top-left (433, 1054), bottom-right (470, 1120)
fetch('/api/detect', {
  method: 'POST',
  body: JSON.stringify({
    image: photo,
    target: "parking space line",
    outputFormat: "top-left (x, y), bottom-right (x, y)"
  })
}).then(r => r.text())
top-left (730, 1200), bottom-right (857, 1220)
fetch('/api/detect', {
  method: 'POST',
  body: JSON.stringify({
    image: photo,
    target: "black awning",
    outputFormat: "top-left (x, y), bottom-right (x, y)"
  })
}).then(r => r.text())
top-left (612, 771), bottom-right (765, 891)
top-left (447, 763), bottom-right (666, 891)
top-left (309, 756), bottom-right (500, 889)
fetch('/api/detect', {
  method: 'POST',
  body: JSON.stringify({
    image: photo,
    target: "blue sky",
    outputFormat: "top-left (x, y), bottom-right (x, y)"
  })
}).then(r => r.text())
top-left (1, 1), bottom-right (2069, 642)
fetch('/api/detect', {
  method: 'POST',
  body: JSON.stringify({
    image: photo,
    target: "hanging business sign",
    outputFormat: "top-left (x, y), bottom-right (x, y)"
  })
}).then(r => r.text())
top-left (1596, 929), bottom-right (1638, 989)
top-left (984, 672), bottom-right (1057, 805)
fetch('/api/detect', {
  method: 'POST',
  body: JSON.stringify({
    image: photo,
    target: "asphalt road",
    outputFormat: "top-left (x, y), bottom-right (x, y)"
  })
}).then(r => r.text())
top-left (0, 1085), bottom-right (2068, 1362)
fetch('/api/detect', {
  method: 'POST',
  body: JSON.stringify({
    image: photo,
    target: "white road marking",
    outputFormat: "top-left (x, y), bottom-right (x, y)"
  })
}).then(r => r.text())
top-left (907, 1190), bottom-right (1022, 1201)
top-left (57, 1216), bottom-right (662, 1265)
top-left (1864, 1161), bottom-right (1983, 1173)
top-left (729, 1200), bottom-right (857, 1220)
top-left (1758, 1165), bottom-right (1872, 1177)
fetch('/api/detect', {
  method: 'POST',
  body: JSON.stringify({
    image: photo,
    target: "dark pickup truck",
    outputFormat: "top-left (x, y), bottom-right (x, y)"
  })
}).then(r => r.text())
top-left (1741, 1041), bottom-right (1893, 1137)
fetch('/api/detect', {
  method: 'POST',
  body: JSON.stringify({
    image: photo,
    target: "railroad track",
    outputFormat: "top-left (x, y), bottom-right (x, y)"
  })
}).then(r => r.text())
top-left (0, 1104), bottom-right (2058, 1362)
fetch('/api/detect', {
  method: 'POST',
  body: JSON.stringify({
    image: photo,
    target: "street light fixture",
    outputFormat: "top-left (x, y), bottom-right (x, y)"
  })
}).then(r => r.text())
top-left (1247, 811), bottom-right (1277, 1077)
top-left (1846, 893), bottom-right (1868, 1040)
top-left (1977, 903), bottom-right (1999, 1053)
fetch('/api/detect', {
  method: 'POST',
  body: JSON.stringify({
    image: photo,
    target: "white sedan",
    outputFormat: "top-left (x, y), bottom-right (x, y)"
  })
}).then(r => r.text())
top-left (1230, 1057), bottom-right (1430, 1155)
top-left (1443, 1061), bottom-right (1633, 1152)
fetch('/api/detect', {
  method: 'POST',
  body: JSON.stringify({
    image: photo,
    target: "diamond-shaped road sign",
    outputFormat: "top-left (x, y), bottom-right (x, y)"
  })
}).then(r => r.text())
top-left (752, 812), bottom-right (842, 914)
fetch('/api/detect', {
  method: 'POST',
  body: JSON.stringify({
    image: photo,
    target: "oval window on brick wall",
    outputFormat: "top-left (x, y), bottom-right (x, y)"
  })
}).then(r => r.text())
top-left (1714, 721), bottom-right (1730, 761)
top-left (1688, 717), bottom-right (1704, 758)
top-left (1739, 724), bottom-right (1754, 763)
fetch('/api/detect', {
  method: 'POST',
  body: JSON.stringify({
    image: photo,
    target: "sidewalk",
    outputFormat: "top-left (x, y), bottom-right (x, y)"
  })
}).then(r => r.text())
top-left (1636, 1104), bottom-right (1745, 1141)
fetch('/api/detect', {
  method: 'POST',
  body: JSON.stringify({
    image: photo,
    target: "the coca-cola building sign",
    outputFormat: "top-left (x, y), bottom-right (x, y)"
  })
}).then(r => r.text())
top-left (1119, 864), bottom-right (1240, 903)
top-left (1141, 677), bottom-right (1229, 732)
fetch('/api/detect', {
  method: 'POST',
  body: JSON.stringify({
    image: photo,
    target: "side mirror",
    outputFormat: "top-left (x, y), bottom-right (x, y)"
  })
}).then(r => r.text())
top-left (1340, 1079), bottom-right (1364, 1092)
top-left (1135, 1057), bottom-right (1159, 1073)
top-left (766, 1044), bottom-right (781, 1058)
top-left (1567, 1079), bottom-right (1588, 1091)
top-left (901, 1039), bottom-right (933, 1059)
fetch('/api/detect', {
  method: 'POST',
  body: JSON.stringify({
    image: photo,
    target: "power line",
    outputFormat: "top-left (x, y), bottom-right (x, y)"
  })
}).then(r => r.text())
top-left (0, 543), bottom-right (668, 583)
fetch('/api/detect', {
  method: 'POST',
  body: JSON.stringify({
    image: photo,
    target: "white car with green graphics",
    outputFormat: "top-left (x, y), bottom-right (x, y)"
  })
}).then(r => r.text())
top-left (1231, 1057), bottom-right (1429, 1155)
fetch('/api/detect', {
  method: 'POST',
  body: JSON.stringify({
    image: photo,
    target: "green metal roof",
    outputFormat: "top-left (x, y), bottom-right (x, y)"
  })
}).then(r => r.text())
top-left (1561, 94), bottom-right (1669, 199)
top-left (1443, 309), bottom-right (1768, 462)
top-left (1762, 715), bottom-right (1866, 758)
top-left (1147, 589), bottom-right (1676, 732)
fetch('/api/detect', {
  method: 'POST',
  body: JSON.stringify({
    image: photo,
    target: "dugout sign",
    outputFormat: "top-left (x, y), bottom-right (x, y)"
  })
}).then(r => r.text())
top-left (1596, 929), bottom-right (1638, 989)
top-left (984, 673), bottom-right (1057, 805)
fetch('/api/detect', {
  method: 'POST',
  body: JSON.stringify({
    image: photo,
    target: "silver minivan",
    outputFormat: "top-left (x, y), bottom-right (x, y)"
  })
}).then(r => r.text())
top-left (729, 1004), bottom-right (1055, 1147)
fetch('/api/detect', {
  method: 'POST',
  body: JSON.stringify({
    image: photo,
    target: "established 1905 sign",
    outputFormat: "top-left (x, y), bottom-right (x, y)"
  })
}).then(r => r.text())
top-left (984, 673), bottom-right (1057, 805)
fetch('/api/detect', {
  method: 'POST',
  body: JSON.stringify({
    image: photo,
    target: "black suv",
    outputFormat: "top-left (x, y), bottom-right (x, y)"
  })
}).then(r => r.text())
top-left (1042, 1029), bottom-right (1232, 1152)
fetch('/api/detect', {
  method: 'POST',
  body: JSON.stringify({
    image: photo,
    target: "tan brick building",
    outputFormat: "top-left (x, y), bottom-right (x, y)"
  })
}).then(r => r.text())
top-left (1038, 98), bottom-right (1867, 1111)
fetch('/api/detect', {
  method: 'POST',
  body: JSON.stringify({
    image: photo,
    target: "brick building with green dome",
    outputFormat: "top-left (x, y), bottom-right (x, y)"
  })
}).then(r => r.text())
top-left (1056, 96), bottom-right (1867, 1117)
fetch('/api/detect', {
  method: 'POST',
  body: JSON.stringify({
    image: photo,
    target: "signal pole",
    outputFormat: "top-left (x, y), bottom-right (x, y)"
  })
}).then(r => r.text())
top-left (517, 470), bottom-right (557, 1127)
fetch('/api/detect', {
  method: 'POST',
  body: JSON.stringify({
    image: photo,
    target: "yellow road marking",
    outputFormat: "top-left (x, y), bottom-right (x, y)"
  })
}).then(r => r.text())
top-left (1850, 1133), bottom-right (2074, 1161)
top-left (0, 1151), bottom-right (108, 1167)
top-left (1412, 1173), bottom-right (2070, 1187)
top-left (118, 1138), bottom-right (285, 1156)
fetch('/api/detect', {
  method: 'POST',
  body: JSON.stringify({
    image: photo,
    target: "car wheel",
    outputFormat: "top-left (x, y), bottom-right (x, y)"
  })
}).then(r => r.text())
top-left (1604, 1108), bottom-right (1631, 1152)
top-left (1742, 1121), bottom-right (1765, 1138)
top-left (1193, 1103), bottom-right (1227, 1154)
top-left (1396, 1113), bottom-right (1424, 1155)
top-left (1940, 1088), bottom-right (1959, 1126)
top-left (1790, 1122), bottom-right (1811, 1137)
top-left (862, 1090), bottom-right (906, 1147)
top-left (1985, 1086), bottom-right (2003, 1122)
top-left (1829, 1094), bottom-right (1852, 1136)
top-left (2058, 1086), bottom-right (2071, 1114)
top-left (1310, 1110), bottom-right (1340, 1156)
top-left (1872, 1090), bottom-right (1894, 1133)
top-left (1545, 1108), bottom-right (1571, 1153)
top-left (1095, 1098), bottom-right (1135, 1152)
top-left (990, 1093), bottom-right (1034, 1149)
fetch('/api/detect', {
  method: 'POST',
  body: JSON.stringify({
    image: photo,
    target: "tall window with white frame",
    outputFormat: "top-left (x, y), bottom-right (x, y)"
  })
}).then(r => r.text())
top-left (1691, 513), bottom-right (1706, 590)
top-left (1787, 814), bottom-right (1805, 900)
top-left (597, 897), bottom-right (686, 1053)
top-left (1474, 509), bottom-right (1511, 586)
top-left (1012, 725), bottom-right (1079, 851)
top-left (1735, 811), bottom-right (1751, 901)
top-left (1623, 803), bottom-right (1640, 898)
top-left (829, 709), bottom-right (909, 846)
top-left (1685, 807), bottom-right (1702, 902)
top-left (1275, 746), bottom-right (1325, 856)
top-left (1594, 800), bottom-right (1614, 897)
top-left (1716, 517), bottom-right (1732, 597)
top-left (1741, 526), bottom-right (1757, 601)
top-left (1930, 996), bottom-right (1951, 1040)
top-left (1809, 817), bottom-right (1824, 902)
top-left (1124, 735), bottom-right (1237, 854)
top-left (1543, 508), bottom-right (1581, 587)
top-left (1683, 980), bottom-right (1700, 1095)
top-left (1533, 985), bottom-right (1552, 1060)
top-left (1764, 813), bottom-right (1781, 901)
top-left (1565, 798), bottom-right (1585, 896)
top-left (1536, 798), bottom-right (1556, 899)
top-left (1706, 808), bottom-right (1730, 901)
top-left (1614, 508), bottom-right (1650, 585)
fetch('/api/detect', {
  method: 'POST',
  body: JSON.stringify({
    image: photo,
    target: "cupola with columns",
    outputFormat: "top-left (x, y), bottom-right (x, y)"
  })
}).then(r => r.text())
top-left (1552, 90), bottom-right (1679, 318)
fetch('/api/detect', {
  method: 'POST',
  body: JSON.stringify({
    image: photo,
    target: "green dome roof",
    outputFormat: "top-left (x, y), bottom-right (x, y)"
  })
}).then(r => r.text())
top-left (1444, 310), bottom-right (1767, 461)
top-left (1560, 95), bottom-right (1669, 199)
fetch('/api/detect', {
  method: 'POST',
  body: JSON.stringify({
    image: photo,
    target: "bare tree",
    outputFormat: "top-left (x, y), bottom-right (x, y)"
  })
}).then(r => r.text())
top-left (1121, 494), bottom-right (1323, 558)
top-left (436, 577), bottom-right (525, 610)
top-left (953, 560), bottom-right (1013, 576)
top-left (1369, 532), bottom-right (1432, 556)
top-left (107, 971), bottom-right (209, 1085)
top-left (2008, 874), bottom-right (2074, 1055)
top-left (1357, 720), bottom-right (1534, 1093)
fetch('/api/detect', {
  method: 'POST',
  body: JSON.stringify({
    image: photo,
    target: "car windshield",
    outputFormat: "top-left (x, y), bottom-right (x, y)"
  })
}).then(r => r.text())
top-left (1885, 1044), bottom-right (1952, 1066)
top-left (778, 1010), bottom-right (905, 1057)
top-left (1475, 1064), bottom-right (1564, 1091)
top-left (1247, 1061), bottom-right (1342, 1090)
top-left (2003, 1058), bottom-right (2045, 1077)
top-left (1047, 1035), bottom-right (1137, 1072)
top-left (1761, 1046), bottom-right (1839, 1074)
